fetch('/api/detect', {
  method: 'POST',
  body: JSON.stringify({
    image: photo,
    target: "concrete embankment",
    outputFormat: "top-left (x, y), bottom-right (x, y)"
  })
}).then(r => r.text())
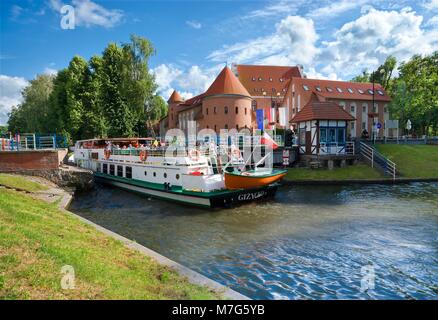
top-left (282, 177), bottom-right (438, 186)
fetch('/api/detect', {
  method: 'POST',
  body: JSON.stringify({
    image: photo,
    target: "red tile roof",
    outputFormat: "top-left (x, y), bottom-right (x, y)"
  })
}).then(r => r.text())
top-left (204, 66), bottom-right (251, 97)
top-left (291, 98), bottom-right (356, 123)
top-left (236, 64), bottom-right (302, 96)
top-left (291, 77), bottom-right (391, 102)
top-left (167, 90), bottom-right (184, 103)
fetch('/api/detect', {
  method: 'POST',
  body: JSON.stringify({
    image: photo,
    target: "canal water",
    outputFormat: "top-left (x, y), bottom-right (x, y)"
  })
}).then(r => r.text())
top-left (70, 183), bottom-right (438, 299)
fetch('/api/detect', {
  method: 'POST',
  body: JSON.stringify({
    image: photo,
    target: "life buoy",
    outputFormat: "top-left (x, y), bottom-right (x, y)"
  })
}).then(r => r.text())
top-left (188, 149), bottom-right (200, 161)
top-left (139, 150), bottom-right (147, 161)
top-left (230, 147), bottom-right (241, 159)
top-left (104, 149), bottom-right (111, 159)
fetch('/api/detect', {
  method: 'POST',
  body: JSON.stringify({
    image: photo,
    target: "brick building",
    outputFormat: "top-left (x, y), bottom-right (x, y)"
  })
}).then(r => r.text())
top-left (160, 64), bottom-right (392, 138)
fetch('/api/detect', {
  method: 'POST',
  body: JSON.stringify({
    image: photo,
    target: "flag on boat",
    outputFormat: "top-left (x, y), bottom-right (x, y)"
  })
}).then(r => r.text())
top-left (261, 132), bottom-right (278, 150)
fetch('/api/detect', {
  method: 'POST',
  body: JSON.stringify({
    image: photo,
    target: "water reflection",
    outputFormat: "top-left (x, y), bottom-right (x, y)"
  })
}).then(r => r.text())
top-left (70, 182), bottom-right (438, 299)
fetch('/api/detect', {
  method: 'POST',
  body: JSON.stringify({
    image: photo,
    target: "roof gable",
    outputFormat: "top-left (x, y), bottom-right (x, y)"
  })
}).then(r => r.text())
top-left (291, 101), bottom-right (355, 123)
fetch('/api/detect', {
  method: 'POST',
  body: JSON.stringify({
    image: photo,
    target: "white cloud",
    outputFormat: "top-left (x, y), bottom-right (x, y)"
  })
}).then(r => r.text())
top-left (423, 0), bottom-right (438, 10)
top-left (307, 0), bottom-right (367, 19)
top-left (49, 0), bottom-right (123, 28)
top-left (425, 15), bottom-right (438, 27)
top-left (152, 64), bottom-right (220, 101)
top-left (207, 15), bottom-right (319, 66)
top-left (43, 67), bottom-right (58, 76)
top-left (0, 75), bottom-right (29, 125)
top-left (243, 1), bottom-right (302, 19)
top-left (186, 20), bottom-right (202, 29)
top-left (317, 8), bottom-right (438, 78)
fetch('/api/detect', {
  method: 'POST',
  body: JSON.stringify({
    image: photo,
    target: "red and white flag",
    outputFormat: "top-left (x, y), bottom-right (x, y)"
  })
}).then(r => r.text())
top-left (261, 132), bottom-right (278, 150)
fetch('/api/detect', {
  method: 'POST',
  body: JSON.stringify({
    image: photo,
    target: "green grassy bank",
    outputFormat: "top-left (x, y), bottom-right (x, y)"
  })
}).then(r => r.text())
top-left (0, 182), bottom-right (221, 299)
top-left (376, 144), bottom-right (438, 178)
top-left (0, 174), bottom-right (48, 192)
top-left (285, 164), bottom-right (384, 181)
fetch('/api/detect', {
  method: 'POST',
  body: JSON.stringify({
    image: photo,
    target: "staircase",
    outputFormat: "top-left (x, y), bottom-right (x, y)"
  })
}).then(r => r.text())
top-left (359, 142), bottom-right (397, 180)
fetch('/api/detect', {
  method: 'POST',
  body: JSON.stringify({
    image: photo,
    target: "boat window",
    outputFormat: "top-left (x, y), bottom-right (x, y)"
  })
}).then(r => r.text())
top-left (117, 165), bottom-right (123, 177)
top-left (125, 166), bottom-right (132, 179)
top-left (97, 164), bottom-right (101, 173)
top-left (102, 163), bottom-right (108, 174)
top-left (176, 174), bottom-right (180, 180)
top-left (144, 171), bottom-right (147, 176)
top-left (109, 164), bottom-right (115, 176)
top-left (164, 173), bottom-right (167, 178)
top-left (153, 172), bottom-right (156, 177)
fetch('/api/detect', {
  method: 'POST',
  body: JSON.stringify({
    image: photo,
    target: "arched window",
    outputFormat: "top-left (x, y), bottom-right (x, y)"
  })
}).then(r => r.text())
top-left (225, 124), bottom-right (228, 129)
top-left (235, 106), bottom-right (238, 114)
top-left (224, 106), bottom-right (228, 114)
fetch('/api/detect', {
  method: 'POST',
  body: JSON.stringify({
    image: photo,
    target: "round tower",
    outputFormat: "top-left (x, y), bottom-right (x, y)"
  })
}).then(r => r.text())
top-left (167, 90), bottom-right (184, 129)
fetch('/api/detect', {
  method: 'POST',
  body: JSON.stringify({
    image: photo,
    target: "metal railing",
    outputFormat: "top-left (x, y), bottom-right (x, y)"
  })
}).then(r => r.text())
top-left (1, 134), bottom-right (67, 151)
top-left (319, 141), bottom-right (355, 155)
top-left (359, 142), bottom-right (397, 180)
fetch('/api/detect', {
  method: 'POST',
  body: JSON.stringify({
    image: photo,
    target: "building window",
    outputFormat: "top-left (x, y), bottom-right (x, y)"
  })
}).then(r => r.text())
top-left (214, 125), bottom-right (217, 131)
top-left (377, 90), bottom-right (384, 96)
top-left (207, 125), bottom-right (209, 129)
top-left (362, 105), bottom-right (367, 113)
top-left (206, 107), bottom-right (208, 115)
top-left (117, 165), bottom-right (123, 177)
top-left (125, 166), bottom-right (132, 179)
top-left (348, 88), bottom-right (353, 93)
top-left (320, 128), bottom-right (327, 143)
top-left (235, 106), bottom-right (238, 114)
top-left (373, 104), bottom-right (378, 113)
top-left (103, 163), bottom-right (108, 174)
top-left (326, 87), bottom-right (333, 92)
top-left (351, 105), bottom-right (355, 113)
top-left (269, 77), bottom-right (273, 82)
top-left (279, 78), bottom-right (284, 82)
top-left (214, 106), bottom-right (217, 114)
top-left (251, 100), bottom-right (257, 110)
top-left (315, 86), bottom-right (321, 92)
top-left (245, 108), bottom-right (247, 115)
top-left (337, 87), bottom-right (343, 93)
top-left (368, 89), bottom-right (374, 95)
top-left (258, 77), bottom-right (262, 81)
top-left (384, 106), bottom-right (388, 113)
top-left (236, 124), bottom-right (239, 130)
top-left (362, 122), bottom-right (366, 130)
top-left (251, 77), bottom-right (256, 81)
top-left (358, 89), bottom-right (364, 94)
top-left (225, 124), bottom-right (228, 129)
top-left (351, 122), bottom-right (355, 129)
top-left (224, 106), bottom-right (228, 114)
top-left (109, 164), bottom-right (115, 176)
top-left (303, 85), bottom-right (309, 91)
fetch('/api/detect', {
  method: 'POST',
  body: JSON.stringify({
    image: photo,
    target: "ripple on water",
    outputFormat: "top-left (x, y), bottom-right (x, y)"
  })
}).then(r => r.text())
top-left (70, 182), bottom-right (438, 299)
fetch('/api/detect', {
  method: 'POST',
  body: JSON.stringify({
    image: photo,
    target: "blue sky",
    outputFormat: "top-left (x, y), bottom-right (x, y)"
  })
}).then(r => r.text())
top-left (1, 0), bottom-right (437, 124)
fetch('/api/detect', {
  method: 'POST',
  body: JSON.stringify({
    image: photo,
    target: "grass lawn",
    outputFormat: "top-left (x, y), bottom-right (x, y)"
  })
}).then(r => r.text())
top-left (0, 188), bottom-right (221, 300)
top-left (0, 174), bottom-right (48, 192)
top-left (285, 164), bottom-right (384, 181)
top-left (376, 144), bottom-right (438, 178)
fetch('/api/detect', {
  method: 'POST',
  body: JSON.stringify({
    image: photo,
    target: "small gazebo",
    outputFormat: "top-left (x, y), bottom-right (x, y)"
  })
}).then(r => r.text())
top-left (290, 96), bottom-right (355, 156)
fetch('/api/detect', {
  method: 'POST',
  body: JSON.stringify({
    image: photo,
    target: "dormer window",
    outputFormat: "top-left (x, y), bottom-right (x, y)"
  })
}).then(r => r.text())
top-left (336, 87), bottom-right (343, 93)
top-left (303, 85), bottom-right (309, 91)
top-left (326, 87), bottom-right (333, 92)
top-left (368, 89), bottom-right (374, 94)
top-left (258, 77), bottom-right (262, 81)
top-left (269, 77), bottom-right (273, 82)
top-left (282, 88), bottom-right (286, 92)
top-left (251, 77), bottom-right (256, 81)
top-left (279, 78), bottom-right (284, 82)
top-left (377, 90), bottom-right (384, 96)
top-left (348, 88), bottom-right (353, 93)
top-left (315, 86), bottom-right (322, 92)
top-left (358, 89), bottom-right (364, 94)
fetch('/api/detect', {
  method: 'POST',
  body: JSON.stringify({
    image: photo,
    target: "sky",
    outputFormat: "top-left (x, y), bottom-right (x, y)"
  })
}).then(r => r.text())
top-left (0, 0), bottom-right (437, 125)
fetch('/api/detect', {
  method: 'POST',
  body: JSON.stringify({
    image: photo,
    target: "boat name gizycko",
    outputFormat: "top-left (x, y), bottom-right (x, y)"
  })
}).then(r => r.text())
top-left (238, 191), bottom-right (267, 201)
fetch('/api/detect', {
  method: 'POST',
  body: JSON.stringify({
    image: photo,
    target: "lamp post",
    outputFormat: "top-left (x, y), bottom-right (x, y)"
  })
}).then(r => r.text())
top-left (371, 68), bottom-right (385, 143)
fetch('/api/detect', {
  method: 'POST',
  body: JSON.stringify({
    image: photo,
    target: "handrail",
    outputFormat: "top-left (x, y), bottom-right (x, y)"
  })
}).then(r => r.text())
top-left (359, 142), bottom-right (396, 180)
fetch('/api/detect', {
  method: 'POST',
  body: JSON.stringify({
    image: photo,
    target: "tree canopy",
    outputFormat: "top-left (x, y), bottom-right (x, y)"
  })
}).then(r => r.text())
top-left (7, 35), bottom-right (167, 140)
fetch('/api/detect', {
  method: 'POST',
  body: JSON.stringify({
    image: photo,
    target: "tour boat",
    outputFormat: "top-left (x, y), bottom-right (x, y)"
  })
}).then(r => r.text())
top-left (74, 138), bottom-right (284, 208)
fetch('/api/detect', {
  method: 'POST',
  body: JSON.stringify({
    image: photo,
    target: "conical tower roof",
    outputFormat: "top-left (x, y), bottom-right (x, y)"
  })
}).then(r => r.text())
top-left (204, 66), bottom-right (250, 97)
top-left (167, 90), bottom-right (183, 103)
